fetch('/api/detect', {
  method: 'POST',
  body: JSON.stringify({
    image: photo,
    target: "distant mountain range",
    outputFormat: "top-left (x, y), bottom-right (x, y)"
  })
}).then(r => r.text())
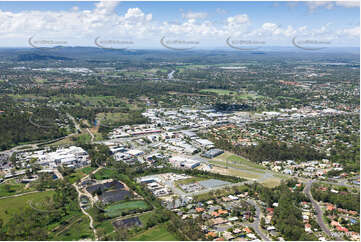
top-left (0, 46), bottom-right (358, 64)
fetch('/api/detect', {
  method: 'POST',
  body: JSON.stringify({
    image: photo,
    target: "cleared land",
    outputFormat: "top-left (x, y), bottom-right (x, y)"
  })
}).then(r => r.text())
top-left (213, 152), bottom-right (265, 170)
top-left (206, 152), bottom-right (282, 187)
top-left (207, 152), bottom-right (265, 180)
top-left (260, 177), bottom-right (282, 188)
top-left (209, 164), bottom-right (261, 180)
top-left (174, 177), bottom-right (208, 185)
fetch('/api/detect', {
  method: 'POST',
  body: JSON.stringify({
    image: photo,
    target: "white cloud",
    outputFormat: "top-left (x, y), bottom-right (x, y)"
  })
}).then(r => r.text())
top-left (262, 22), bottom-right (280, 31)
top-left (124, 8), bottom-right (152, 22)
top-left (0, 0), bottom-right (358, 47)
top-left (227, 14), bottom-right (250, 25)
top-left (182, 11), bottom-right (208, 20)
top-left (306, 1), bottom-right (359, 12)
top-left (216, 8), bottom-right (227, 15)
top-left (335, 1), bottom-right (360, 8)
top-left (342, 26), bottom-right (360, 37)
top-left (306, 1), bottom-right (334, 12)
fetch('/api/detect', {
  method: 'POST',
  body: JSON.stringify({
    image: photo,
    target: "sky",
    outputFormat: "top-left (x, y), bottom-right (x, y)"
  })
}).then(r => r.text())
top-left (0, 1), bottom-right (359, 49)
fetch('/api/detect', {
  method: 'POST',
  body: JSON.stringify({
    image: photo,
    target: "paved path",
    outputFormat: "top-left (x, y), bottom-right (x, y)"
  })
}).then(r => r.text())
top-left (304, 181), bottom-right (341, 240)
top-left (0, 190), bottom-right (41, 200)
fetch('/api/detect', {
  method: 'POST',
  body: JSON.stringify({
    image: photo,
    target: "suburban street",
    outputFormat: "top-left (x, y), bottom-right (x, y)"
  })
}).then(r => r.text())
top-left (304, 181), bottom-right (341, 241)
top-left (246, 199), bottom-right (270, 241)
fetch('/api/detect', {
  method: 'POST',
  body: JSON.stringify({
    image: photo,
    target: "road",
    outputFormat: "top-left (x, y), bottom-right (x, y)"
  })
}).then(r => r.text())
top-left (304, 181), bottom-right (341, 241)
top-left (246, 199), bottom-right (270, 241)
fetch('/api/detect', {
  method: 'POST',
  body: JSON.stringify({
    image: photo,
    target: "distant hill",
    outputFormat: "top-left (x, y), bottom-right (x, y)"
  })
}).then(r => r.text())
top-left (16, 53), bottom-right (72, 61)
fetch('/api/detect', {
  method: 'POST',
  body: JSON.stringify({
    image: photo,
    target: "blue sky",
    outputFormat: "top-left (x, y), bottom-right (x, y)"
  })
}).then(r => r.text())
top-left (0, 1), bottom-right (359, 49)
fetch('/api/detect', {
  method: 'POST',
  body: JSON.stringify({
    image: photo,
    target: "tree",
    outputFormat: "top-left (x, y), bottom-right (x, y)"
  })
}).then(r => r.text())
top-left (260, 217), bottom-right (266, 228)
top-left (3, 184), bottom-right (12, 193)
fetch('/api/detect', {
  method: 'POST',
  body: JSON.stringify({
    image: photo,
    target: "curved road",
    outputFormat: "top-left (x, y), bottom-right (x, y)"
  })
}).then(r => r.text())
top-left (246, 199), bottom-right (270, 241)
top-left (304, 181), bottom-right (341, 241)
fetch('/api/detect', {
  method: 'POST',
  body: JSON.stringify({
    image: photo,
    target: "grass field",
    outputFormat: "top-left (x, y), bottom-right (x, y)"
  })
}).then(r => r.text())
top-left (97, 112), bottom-right (127, 124)
top-left (260, 177), bottom-right (282, 188)
top-left (53, 214), bottom-right (94, 241)
top-left (0, 188), bottom-right (93, 240)
top-left (129, 223), bottom-right (179, 241)
top-left (94, 168), bottom-right (117, 180)
top-left (200, 89), bottom-right (235, 95)
top-left (0, 190), bottom-right (55, 223)
top-left (96, 219), bottom-right (115, 236)
top-left (81, 166), bottom-right (97, 175)
top-left (96, 110), bottom-right (144, 128)
top-left (105, 200), bottom-right (150, 218)
top-left (199, 89), bottom-right (263, 100)
top-left (0, 179), bottom-right (35, 198)
top-left (237, 93), bottom-right (263, 100)
top-left (65, 166), bottom-right (95, 184)
top-left (208, 163), bottom-right (261, 180)
top-left (208, 152), bottom-right (282, 187)
top-left (213, 152), bottom-right (265, 170)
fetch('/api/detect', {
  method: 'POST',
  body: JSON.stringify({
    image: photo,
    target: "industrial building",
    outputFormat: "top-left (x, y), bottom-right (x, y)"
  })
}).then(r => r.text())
top-left (202, 149), bottom-right (224, 158)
